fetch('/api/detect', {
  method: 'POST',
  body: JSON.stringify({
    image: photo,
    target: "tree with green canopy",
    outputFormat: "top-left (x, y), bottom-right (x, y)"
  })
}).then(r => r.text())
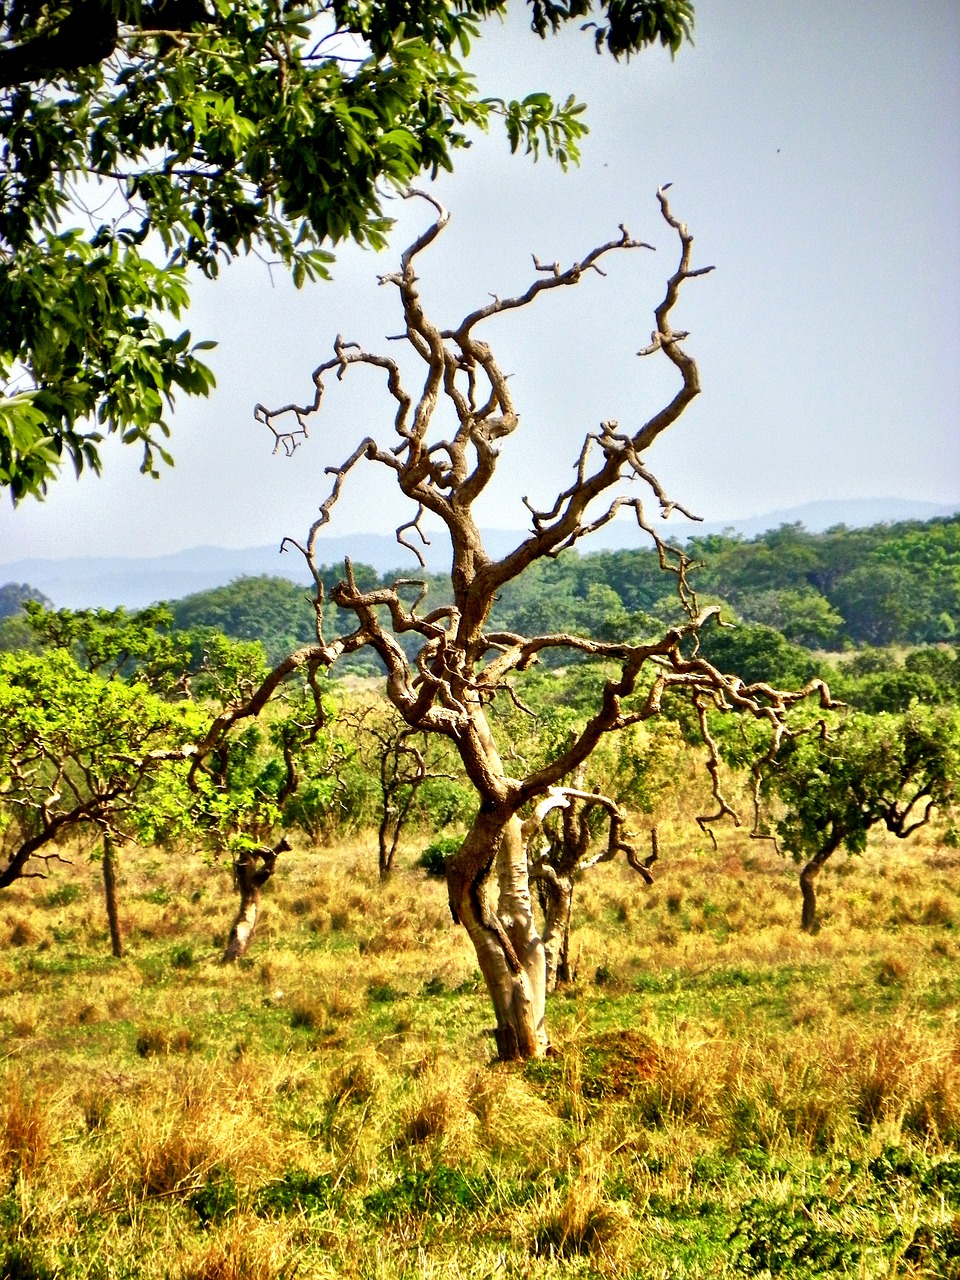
top-left (0, 604), bottom-right (341, 958)
top-left (757, 708), bottom-right (960, 933)
top-left (0, 0), bottom-right (694, 500)
top-left (0, 646), bottom-right (203, 891)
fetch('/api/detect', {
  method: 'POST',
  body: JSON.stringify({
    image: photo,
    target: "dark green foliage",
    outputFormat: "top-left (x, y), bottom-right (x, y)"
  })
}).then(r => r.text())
top-left (729, 1197), bottom-right (862, 1275)
top-left (367, 981), bottom-right (400, 1004)
top-left (42, 882), bottom-right (82, 908)
top-left (417, 835), bottom-right (463, 878)
top-left (254, 1170), bottom-right (335, 1217)
top-left (688, 517), bottom-right (960, 648)
top-left (300, 515), bottom-right (960, 657)
top-left (169, 944), bottom-right (194, 969)
top-left (0, 646), bottom-right (207, 887)
top-left (169, 576), bottom-right (317, 665)
top-left (188, 1174), bottom-right (240, 1225)
top-left (100, 516), bottom-right (960, 688)
top-left (362, 1164), bottom-right (518, 1222)
top-left (21, 598), bottom-right (269, 698)
top-left (697, 622), bottom-right (817, 688)
top-left (0, 1243), bottom-right (57, 1280)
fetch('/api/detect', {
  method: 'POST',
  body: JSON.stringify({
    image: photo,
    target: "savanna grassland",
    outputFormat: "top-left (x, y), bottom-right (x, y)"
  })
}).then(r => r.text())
top-left (3, 816), bottom-right (960, 1279)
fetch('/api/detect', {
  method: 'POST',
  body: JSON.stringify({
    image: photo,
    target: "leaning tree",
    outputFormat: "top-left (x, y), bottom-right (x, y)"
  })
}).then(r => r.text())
top-left (763, 707), bottom-right (960, 933)
top-left (194, 189), bottom-right (834, 1059)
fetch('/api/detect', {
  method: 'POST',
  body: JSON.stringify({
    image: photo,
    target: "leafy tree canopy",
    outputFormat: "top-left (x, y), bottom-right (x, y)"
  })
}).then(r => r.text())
top-left (0, 0), bottom-right (694, 501)
top-left (0, 645), bottom-right (203, 886)
top-left (769, 707), bottom-right (960, 867)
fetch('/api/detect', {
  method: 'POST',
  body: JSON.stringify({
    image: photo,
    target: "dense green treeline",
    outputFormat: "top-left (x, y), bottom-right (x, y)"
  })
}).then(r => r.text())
top-left (3, 517), bottom-right (959, 707)
top-left (149, 513), bottom-right (960, 663)
top-left (485, 514), bottom-right (960, 650)
top-left (3, 516), bottom-right (958, 692)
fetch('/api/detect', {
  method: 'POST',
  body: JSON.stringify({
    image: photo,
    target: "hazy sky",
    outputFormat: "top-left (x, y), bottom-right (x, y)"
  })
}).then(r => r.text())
top-left (2, 0), bottom-right (958, 563)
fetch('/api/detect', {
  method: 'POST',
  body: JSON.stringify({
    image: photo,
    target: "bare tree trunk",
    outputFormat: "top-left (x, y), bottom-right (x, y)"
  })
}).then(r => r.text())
top-left (539, 874), bottom-right (574, 995)
top-left (223, 838), bottom-right (289, 962)
top-left (799, 833), bottom-right (842, 934)
top-left (377, 808), bottom-right (395, 880)
top-left (447, 811), bottom-right (548, 1061)
top-left (102, 833), bottom-right (123, 959)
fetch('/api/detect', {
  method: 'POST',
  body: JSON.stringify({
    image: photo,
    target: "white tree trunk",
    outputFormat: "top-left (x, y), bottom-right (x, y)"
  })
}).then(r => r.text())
top-left (448, 812), bottom-right (549, 1060)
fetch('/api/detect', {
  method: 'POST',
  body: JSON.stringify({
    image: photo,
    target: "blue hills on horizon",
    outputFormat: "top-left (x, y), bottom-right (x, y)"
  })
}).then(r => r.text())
top-left (2, 497), bottom-right (958, 611)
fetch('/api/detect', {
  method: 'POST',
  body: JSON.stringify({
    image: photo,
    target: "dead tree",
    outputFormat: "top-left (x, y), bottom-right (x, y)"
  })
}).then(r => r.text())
top-left (195, 189), bottom-right (835, 1059)
top-left (373, 721), bottom-right (454, 879)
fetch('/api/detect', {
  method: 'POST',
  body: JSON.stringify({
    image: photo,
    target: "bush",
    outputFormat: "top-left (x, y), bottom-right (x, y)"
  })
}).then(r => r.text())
top-left (417, 835), bottom-right (462, 878)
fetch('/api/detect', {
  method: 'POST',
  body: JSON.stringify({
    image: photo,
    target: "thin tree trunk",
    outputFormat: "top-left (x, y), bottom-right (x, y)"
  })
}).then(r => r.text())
top-left (377, 809), bottom-right (395, 880)
top-left (799, 833), bottom-right (842, 934)
top-left (540, 874), bottom-right (574, 994)
top-left (555, 883), bottom-right (575, 987)
top-left (223, 839), bottom-right (288, 962)
top-left (447, 811), bottom-right (549, 1061)
top-left (102, 833), bottom-right (123, 959)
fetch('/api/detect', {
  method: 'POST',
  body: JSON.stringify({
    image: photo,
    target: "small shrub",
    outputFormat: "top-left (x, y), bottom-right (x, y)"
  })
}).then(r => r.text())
top-left (8, 919), bottom-right (40, 947)
top-left (364, 1164), bottom-right (484, 1223)
top-left (326, 1051), bottom-right (385, 1106)
top-left (42, 882), bottom-right (82, 908)
top-left (877, 956), bottom-right (908, 986)
top-left (417, 836), bottom-right (462, 879)
top-left (533, 1161), bottom-right (629, 1260)
top-left (0, 1243), bottom-right (57, 1280)
top-left (923, 895), bottom-right (955, 927)
top-left (171, 944), bottom-right (195, 970)
top-left (255, 1169), bottom-right (334, 1217)
top-left (177, 1235), bottom-right (277, 1280)
top-left (367, 982), bottom-right (399, 1004)
top-left (188, 1174), bottom-right (240, 1225)
top-left (728, 1197), bottom-right (862, 1274)
top-left (289, 999), bottom-right (325, 1032)
top-left (7, 999), bottom-right (38, 1038)
top-left (77, 1086), bottom-right (112, 1132)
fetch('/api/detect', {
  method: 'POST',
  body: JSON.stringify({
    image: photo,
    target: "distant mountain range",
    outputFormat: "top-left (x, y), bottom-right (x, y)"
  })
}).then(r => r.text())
top-left (2, 497), bottom-right (958, 611)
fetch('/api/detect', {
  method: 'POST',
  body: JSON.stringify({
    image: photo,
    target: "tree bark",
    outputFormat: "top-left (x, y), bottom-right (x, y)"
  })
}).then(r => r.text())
top-left (799, 833), bottom-right (842, 934)
top-left (102, 833), bottom-right (124, 959)
top-left (539, 873), bottom-right (574, 994)
top-left (223, 838), bottom-right (289, 962)
top-left (447, 810), bottom-right (549, 1060)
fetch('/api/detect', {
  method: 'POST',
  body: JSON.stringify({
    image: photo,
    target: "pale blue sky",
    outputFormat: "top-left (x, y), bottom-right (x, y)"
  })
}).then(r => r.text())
top-left (2, 0), bottom-right (958, 562)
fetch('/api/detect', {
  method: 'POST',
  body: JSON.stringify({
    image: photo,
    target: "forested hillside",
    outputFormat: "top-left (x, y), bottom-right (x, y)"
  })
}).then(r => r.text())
top-left (55, 513), bottom-right (952, 667)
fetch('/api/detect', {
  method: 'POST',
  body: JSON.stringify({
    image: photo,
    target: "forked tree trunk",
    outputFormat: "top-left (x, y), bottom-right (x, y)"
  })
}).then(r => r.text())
top-left (223, 838), bottom-right (290, 962)
top-left (799, 833), bottom-right (842, 934)
top-left (102, 833), bottom-right (123, 959)
top-left (447, 810), bottom-right (549, 1061)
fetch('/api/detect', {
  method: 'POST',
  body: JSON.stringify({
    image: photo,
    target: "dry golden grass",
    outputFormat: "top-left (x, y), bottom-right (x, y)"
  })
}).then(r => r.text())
top-left (0, 821), bottom-right (958, 1277)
